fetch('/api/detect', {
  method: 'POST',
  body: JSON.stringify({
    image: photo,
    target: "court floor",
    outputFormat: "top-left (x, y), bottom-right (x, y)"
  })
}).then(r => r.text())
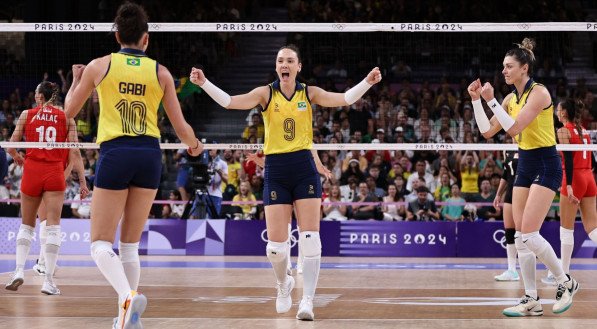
top-left (1, 255), bottom-right (596, 329)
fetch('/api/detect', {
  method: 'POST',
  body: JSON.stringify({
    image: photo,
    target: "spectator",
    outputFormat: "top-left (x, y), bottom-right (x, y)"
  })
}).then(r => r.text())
top-left (365, 175), bottom-right (385, 199)
top-left (434, 172), bottom-right (452, 202)
top-left (405, 177), bottom-right (434, 203)
top-left (322, 183), bottom-right (348, 221)
top-left (231, 180), bottom-right (257, 220)
top-left (406, 160), bottom-right (436, 193)
top-left (382, 183), bottom-right (406, 221)
top-left (340, 158), bottom-right (366, 184)
top-left (474, 179), bottom-right (501, 221)
top-left (166, 190), bottom-right (184, 219)
top-left (441, 184), bottom-right (466, 221)
top-left (406, 186), bottom-right (440, 221)
top-left (351, 181), bottom-right (378, 220)
top-left (459, 150), bottom-right (480, 201)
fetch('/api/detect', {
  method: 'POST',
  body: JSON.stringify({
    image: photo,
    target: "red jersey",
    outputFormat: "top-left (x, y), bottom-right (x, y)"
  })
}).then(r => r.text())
top-left (24, 105), bottom-right (69, 164)
top-left (561, 122), bottom-right (592, 170)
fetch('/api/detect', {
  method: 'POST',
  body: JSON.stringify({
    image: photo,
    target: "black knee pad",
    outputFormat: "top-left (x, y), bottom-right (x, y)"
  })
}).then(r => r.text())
top-left (505, 228), bottom-right (516, 245)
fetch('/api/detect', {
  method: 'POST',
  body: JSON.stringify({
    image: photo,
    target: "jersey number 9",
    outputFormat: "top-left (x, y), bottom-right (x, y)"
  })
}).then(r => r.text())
top-left (284, 118), bottom-right (295, 141)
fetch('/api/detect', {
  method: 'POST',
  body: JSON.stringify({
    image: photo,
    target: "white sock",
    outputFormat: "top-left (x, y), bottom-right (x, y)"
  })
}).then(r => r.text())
top-left (38, 220), bottom-right (47, 266)
top-left (91, 240), bottom-right (131, 302)
top-left (522, 231), bottom-right (566, 284)
top-left (44, 225), bottom-right (61, 280)
top-left (119, 241), bottom-right (140, 291)
top-left (560, 227), bottom-right (574, 274)
top-left (506, 243), bottom-right (517, 272)
top-left (515, 231), bottom-right (537, 299)
top-left (266, 240), bottom-right (289, 283)
top-left (286, 224), bottom-right (292, 271)
top-left (15, 224), bottom-right (34, 273)
top-left (300, 231), bottom-right (321, 299)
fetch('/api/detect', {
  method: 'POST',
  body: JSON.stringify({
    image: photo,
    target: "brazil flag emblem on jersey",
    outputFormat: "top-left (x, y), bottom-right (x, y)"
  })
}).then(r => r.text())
top-left (126, 58), bottom-right (141, 66)
top-left (297, 101), bottom-right (307, 111)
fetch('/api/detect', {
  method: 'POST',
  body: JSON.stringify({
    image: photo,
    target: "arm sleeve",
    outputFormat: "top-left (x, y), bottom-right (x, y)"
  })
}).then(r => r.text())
top-left (563, 151), bottom-right (574, 184)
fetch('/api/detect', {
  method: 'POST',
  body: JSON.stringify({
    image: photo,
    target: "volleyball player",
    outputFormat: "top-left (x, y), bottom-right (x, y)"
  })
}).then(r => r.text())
top-left (469, 38), bottom-right (578, 316)
top-left (493, 149), bottom-right (519, 281)
top-left (541, 99), bottom-right (597, 283)
top-left (5, 81), bottom-right (87, 295)
top-left (64, 3), bottom-right (203, 328)
top-left (190, 46), bottom-right (380, 320)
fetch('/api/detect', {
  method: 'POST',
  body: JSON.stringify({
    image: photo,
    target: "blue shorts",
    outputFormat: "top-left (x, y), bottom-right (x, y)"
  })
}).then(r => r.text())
top-left (95, 136), bottom-right (162, 190)
top-left (514, 146), bottom-right (562, 193)
top-left (263, 149), bottom-right (322, 206)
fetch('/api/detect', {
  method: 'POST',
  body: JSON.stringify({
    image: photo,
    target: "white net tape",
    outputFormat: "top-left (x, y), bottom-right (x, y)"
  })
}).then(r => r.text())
top-left (0, 141), bottom-right (595, 151)
top-left (0, 22), bottom-right (595, 32)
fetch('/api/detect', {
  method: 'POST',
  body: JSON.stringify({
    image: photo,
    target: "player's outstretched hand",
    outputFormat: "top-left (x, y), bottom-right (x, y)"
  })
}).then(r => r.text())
top-left (366, 67), bottom-right (382, 85)
top-left (72, 64), bottom-right (86, 81)
top-left (190, 67), bottom-right (206, 86)
top-left (467, 79), bottom-right (482, 101)
top-left (481, 82), bottom-right (495, 102)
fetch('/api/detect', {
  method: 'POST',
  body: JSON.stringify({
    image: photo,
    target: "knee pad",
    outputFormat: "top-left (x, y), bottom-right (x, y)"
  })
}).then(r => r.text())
top-left (91, 240), bottom-right (116, 259)
top-left (266, 240), bottom-right (287, 263)
top-left (505, 228), bottom-right (516, 245)
top-left (17, 224), bottom-right (34, 243)
top-left (514, 231), bottom-right (530, 253)
top-left (299, 231), bottom-right (321, 258)
top-left (119, 241), bottom-right (140, 263)
top-left (560, 227), bottom-right (574, 246)
top-left (45, 225), bottom-right (61, 247)
top-left (522, 231), bottom-right (548, 254)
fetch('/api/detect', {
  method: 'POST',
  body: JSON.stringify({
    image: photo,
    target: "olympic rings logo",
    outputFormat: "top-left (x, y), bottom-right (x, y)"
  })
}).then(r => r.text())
top-left (493, 229), bottom-right (507, 249)
top-left (518, 23), bottom-right (530, 30)
top-left (151, 23), bottom-right (161, 30)
top-left (261, 228), bottom-right (299, 248)
top-left (332, 24), bottom-right (346, 31)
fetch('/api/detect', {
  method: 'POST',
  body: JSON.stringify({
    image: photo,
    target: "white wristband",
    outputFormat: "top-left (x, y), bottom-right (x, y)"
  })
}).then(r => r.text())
top-left (487, 98), bottom-right (515, 131)
top-left (472, 99), bottom-right (491, 134)
top-left (344, 78), bottom-right (372, 105)
top-left (201, 79), bottom-right (232, 108)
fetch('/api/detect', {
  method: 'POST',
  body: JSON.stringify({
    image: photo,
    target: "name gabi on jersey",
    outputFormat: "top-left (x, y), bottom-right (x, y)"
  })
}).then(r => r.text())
top-left (33, 112), bottom-right (58, 123)
top-left (119, 82), bottom-right (146, 96)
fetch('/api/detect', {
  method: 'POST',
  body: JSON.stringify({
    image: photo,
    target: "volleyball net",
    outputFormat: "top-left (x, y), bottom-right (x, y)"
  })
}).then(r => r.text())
top-left (0, 22), bottom-right (595, 220)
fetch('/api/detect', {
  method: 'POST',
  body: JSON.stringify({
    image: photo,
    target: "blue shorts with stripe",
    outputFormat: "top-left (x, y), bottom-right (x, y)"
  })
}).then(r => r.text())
top-left (514, 146), bottom-right (562, 193)
top-left (95, 136), bottom-right (162, 190)
top-left (263, 149), bottom-right (322, 206)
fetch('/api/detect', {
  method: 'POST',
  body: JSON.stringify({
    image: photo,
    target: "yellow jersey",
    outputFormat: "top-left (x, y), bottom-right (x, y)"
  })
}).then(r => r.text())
top-left (96, 49), bottom-right (162, 144)
top-left (460, 167), bottom-right (479, 193)
top-left (262, 80), bottom-right (313, 155)
top-left (506, 79), bottom-right (555, 150)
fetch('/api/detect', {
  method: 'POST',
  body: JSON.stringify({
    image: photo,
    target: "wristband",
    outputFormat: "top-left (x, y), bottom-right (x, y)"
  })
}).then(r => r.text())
top-left (487, 98), bottom-right (515, 131)
top-left (472, 99), bottom-right (491, 133)
top-left (344, 78), bottom-right (372, 105)
top-left (202, 79), bottom-right (232, 108)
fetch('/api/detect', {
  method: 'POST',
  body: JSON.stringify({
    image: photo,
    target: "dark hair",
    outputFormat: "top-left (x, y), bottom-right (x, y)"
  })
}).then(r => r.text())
top-left (416, 186), bottom-right (429, 194)
top-left (114, 2), bottom-right (149, 45)
top-left (36, 81), bottom-right (59, 106)
top-left (559, 98), bottom-right (585, 138)
top-left (278, 44), bottom-right (301, 62)
top-left (505, 37), bottom-right (536, 76)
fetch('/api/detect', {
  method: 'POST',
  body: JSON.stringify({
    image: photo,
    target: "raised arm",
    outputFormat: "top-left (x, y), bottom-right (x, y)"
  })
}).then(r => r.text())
top-left (309, 67), bottom-right (381, 107)
top-left (159, 65), bottom-right (203, 156)
top-left (481, 82), bottom-right (551, 138)
top-left (65, 60), bottom-right (103, 119)
top-left (189, 67), bottom-right (269, 110)
top-left (468, 79), bottom-right (512, 139)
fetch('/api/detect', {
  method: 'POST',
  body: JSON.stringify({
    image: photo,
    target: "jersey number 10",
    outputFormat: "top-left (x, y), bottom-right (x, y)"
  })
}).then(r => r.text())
top-left (116, 99), bottom-right (147, 135)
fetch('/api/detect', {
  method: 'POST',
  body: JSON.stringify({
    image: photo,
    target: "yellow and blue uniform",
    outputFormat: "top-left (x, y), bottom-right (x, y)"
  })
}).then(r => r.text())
top-left (95, 48), bottom-right (163, 190)
top-left (506, 79), bottom-right (561, 192)
top-left (262, 80), bottom-right (321, 205)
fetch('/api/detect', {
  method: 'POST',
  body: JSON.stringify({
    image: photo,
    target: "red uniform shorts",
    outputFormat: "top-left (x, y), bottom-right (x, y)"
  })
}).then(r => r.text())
top-left (561, 169), bottom-right (597, 198)
top-left (20, 159), bottom-right (65, 197)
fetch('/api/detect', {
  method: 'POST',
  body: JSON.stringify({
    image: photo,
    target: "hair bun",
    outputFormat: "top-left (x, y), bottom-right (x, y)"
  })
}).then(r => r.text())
top-left (519, 38), bottom-right (535, 52)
